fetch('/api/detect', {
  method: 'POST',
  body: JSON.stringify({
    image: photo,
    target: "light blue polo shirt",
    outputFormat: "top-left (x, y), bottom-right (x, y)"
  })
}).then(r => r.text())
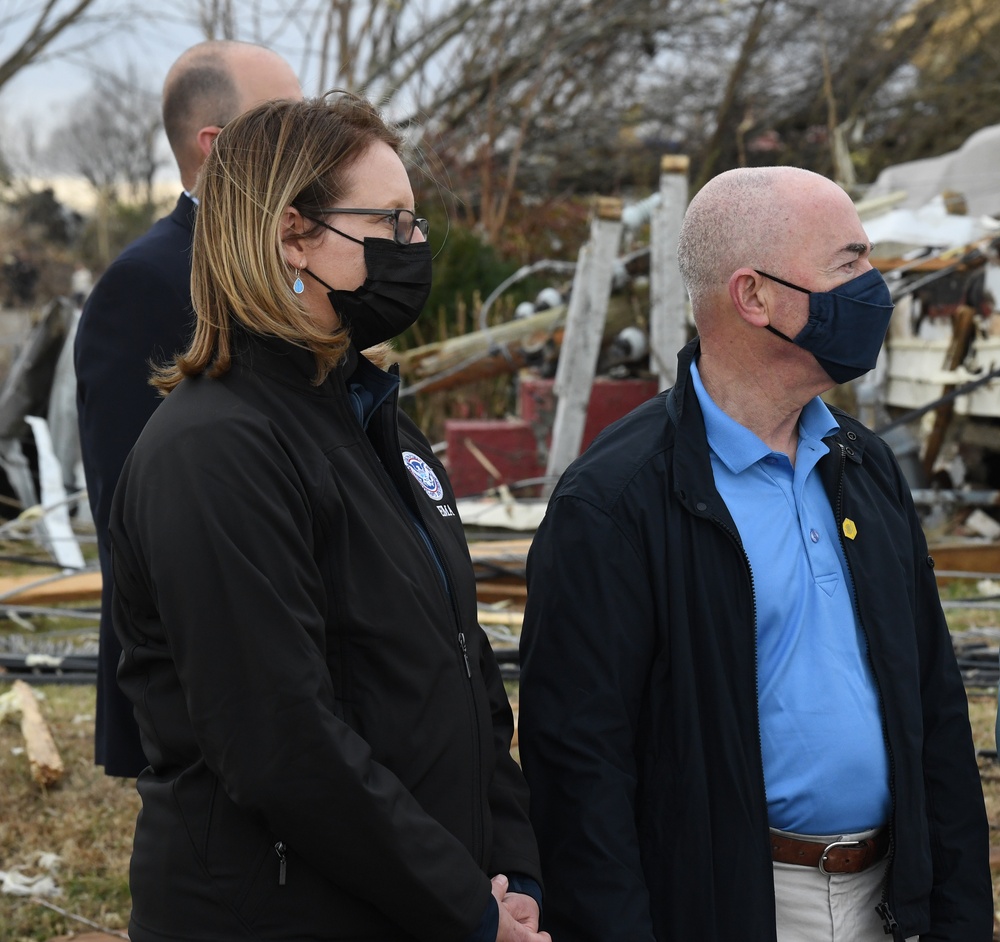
top-left (690, 360), bottom-right (890, 834)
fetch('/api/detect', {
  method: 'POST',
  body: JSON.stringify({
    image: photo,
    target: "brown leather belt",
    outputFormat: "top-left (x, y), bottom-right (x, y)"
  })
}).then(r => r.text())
top-left (770, 828), bottom-right (889, 874)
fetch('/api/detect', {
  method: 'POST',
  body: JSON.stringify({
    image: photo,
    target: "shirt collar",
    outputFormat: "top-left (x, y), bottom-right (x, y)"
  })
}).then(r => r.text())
top-left (689, 357), bottom-right (839, 474)
top-left (345, 353), bottom-right (398, 429)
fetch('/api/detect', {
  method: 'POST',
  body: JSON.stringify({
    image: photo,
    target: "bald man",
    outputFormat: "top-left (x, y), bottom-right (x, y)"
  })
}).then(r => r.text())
top-left (518, 167), bottom-right (991, 942)
top-left (75, 41), bottom-right (301, 777)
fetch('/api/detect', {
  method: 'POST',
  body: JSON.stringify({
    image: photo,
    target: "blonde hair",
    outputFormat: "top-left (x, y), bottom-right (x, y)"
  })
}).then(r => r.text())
top-left (153, 92), bottom-right (402, 394)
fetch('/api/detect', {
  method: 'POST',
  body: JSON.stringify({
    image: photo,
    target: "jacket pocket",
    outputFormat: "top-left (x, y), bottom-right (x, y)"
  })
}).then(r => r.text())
top-left (175, 770), bottom-right (281, 922)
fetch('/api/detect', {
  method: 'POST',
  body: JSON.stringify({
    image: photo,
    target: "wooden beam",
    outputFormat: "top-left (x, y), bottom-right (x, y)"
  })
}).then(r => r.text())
top-left (0, 570), bottom-right (101, 605)
top-left (476, 582), bottom-right (529, 604)
top-left (922, 305), bottom-right (977, 478)
top-left (928, 543), bottom-right (1000, 583)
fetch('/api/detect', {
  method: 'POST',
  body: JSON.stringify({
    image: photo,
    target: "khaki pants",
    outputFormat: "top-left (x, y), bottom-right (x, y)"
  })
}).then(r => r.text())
top-left (772, 828), bottom-right (918, 942)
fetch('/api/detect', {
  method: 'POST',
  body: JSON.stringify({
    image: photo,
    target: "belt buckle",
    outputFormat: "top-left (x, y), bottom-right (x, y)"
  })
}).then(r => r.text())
top-left (819, 839), bottom-right (863, 875)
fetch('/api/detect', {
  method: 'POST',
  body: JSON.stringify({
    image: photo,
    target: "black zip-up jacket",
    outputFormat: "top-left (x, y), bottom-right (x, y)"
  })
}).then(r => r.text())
top-left (109, 332), bottom-right (540, 942)
top-left (518, 339), bottom-right (991, 942)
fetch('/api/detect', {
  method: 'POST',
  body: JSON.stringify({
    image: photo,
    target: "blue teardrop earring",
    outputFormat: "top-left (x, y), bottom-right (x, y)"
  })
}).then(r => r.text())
top-left (292, 268), bottom-right (304, 295)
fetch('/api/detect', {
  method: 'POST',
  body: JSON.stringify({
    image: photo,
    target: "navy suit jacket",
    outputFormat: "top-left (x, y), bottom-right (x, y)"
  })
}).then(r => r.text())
top-left (75, 193), bottom-right (197, 776)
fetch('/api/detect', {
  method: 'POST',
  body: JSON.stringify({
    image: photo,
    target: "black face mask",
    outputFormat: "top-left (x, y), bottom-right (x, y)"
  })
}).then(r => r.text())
top-left (304, 237), bottom-right (432, 348)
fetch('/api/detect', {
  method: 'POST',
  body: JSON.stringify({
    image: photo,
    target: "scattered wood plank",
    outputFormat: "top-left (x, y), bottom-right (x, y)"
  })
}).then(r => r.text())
top-left (477, 610), bottom-right (524, 630)
top-left (467, 538), bottom-right (533, 570)
top-left (928, 542), bottom-right (1000, 584)
top-left (0, 569), bottom-right (101, 605)
top-left (476, 582), bottom-right (529, 604)
top-left (875, 256), bottom-right (968, 273)
top-left (9, 679), bottom-right (65, 787)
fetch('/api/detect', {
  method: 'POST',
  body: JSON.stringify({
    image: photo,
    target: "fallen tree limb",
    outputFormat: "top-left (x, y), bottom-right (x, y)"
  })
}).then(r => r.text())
top-left (1, 680), bottom-right (65, 787)
top-left (395, 294), bottom-right (642, 395)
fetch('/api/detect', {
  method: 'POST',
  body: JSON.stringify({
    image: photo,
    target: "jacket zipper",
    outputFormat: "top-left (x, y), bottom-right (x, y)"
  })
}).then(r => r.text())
top-left (703, 506), bottom-right (772, 881)
top-left (382, 403), bottom-right (473, 685)
top-left (831, 440), bottom-right (898, 936)
top-left (373, 388), bottom-right (486, 861)
top-left (364, 386), bottom-right (475, 685)
top-left (727, 532), bottom-right (768, 835)
top-left (401, 473), bottom-right (484, 856)
top-left (274, 840), bottom-right (287, 886)
top-left (458, 631), bottom-right (471, 678)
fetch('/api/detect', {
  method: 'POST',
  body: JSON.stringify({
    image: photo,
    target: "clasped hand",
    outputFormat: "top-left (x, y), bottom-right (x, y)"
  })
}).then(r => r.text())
top-left (491, 874), bottom-right (551, 942)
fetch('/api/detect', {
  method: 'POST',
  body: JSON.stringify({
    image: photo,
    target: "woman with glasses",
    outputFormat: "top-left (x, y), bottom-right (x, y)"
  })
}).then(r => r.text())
top-left (108, 93), bottom-right (548, 942)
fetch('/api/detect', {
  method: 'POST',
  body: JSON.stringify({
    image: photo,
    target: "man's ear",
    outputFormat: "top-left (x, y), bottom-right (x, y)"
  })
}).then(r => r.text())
top-left (196, 125), bottom-right (224, 160)
top-left (729, 268), bottom-right (770, 328)
top-left (280, 206), bottom-right (309, 270)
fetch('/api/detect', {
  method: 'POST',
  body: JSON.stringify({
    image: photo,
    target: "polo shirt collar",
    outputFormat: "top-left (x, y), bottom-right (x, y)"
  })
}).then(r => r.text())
top-left (689, 357), bottom-right (839, 475)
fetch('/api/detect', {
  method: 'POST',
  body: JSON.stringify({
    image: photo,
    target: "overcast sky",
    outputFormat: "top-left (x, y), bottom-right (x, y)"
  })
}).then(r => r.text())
top-left (0, 0), bottom-right (445, 188)
top-left (0, 2), bottom-right (330, 181)
top-left (4, 32), bottom-right (199, 132)
top-left (1, 8), bottom-right (208, 180)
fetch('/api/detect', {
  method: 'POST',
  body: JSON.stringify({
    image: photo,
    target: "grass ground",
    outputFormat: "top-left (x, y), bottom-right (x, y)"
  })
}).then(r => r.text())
top-left (0, 684), bottom-right (137, 941)
top-left (1, 610), bottom-right (1000, 939)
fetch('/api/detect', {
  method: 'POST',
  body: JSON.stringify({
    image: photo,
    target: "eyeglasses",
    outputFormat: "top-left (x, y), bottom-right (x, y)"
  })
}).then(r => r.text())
top-left (314, 207), bottom-right (429, 245)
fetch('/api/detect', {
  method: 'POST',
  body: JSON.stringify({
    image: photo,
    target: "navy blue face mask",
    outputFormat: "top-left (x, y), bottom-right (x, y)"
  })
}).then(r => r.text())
top-left (754, 267), bottom-right (894, 384)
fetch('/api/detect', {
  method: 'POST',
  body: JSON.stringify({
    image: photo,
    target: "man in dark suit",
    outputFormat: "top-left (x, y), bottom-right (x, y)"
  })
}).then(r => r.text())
top-left (75, 40), bottom-right (301, 776)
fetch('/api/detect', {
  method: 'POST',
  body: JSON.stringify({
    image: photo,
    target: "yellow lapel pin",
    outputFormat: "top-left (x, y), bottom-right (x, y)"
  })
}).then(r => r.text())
top-left (843, 518), bottom-right (857, 540)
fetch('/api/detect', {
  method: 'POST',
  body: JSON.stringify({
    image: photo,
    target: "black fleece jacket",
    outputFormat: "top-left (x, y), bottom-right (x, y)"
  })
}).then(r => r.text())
top-left (110, 332), bottom-right (540, 942)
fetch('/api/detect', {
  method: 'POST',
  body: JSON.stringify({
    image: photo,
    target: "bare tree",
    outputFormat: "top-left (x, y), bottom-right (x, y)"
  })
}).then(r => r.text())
top-left (167, 0), bottom-right (703, 235)
top-left (170, 0), bottom-right (984, 211)
top-left (46, 62), bottom-right (162, 259)
top-left (197, 0), bottom-right (236, 39)
top-left (862, 0), bottom-right (1000, 176)
top-left (693, 0), bottom-right (776, 190)
top-left (611, 0), bottom-right (942, 190)
top-left (0, 0), bottom-right (137, 95)
top-left (409, 0), bottom-right (716, 220)
top-left (742, 0), bottom-right (946, 182)
top-left (49, 63), bottom-right (160, 201)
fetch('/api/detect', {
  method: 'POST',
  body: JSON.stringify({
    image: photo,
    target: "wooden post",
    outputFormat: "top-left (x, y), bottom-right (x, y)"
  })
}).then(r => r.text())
top-left (543, 198), bottom-right (623, 494)
top-left (921, 304), bottom-right (977, 478)
top-left (650, 155), bottom-right (690, 390)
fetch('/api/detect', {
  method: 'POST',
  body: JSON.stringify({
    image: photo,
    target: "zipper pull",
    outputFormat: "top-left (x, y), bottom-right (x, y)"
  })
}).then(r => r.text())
top-left (274, 841), bottom-right (287, 886)
top-left (458, 632), bottom-right (471, 678)
top-left (874, 902), bottom-right (898, 934)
